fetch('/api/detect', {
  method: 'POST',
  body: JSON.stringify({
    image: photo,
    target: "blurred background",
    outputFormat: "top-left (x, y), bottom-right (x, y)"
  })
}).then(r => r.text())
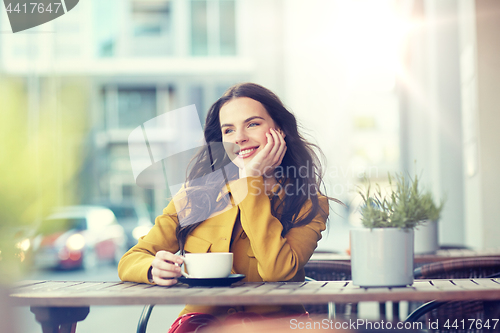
top-left (1, 0), bottom-right (499, 331)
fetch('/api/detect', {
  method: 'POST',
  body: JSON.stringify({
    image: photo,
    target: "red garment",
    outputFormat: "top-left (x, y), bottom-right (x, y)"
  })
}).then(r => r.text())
top-left (167, 313), bottom-right (219, 333)
top-left (167, 312), bottom-right (309, 333)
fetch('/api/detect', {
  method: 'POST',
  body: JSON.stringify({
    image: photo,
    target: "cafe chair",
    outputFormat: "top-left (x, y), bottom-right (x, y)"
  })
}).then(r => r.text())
top-left (406, 258), bottom-right (500, 332)
top-left (413, 257), bottom-right (500, 279)
top-left (438, 244), bottom-right (472, 250)
top-left (137, 305), bottom-right (154, 333)
top-left (303, 260), bottom-right (356, 319)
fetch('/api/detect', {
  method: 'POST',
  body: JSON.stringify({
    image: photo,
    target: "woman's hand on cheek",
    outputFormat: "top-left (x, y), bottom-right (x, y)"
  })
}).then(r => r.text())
top-left (243, 128), bottom-right (287, 178)
top-left (266, 128), bottom-right (287, 176)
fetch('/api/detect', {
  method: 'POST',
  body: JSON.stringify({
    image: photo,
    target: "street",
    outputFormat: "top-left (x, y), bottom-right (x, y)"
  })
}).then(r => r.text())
top-left (13, 263), bottom-right (184, 333)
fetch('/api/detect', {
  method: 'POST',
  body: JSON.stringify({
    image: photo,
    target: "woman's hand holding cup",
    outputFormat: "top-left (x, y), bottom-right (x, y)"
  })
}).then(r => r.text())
top-left (150, 250), bottom-right (184, 286)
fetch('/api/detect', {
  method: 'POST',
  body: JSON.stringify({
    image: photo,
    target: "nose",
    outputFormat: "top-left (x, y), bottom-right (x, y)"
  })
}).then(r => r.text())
top-left (233, 129), bottom-right (248, 145)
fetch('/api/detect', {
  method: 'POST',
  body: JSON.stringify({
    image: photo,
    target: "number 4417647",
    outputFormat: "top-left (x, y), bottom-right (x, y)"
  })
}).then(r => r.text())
top-left (443, 319), bottom-right (498, 330)
top-left (5, 2), bottom-right (62, 14)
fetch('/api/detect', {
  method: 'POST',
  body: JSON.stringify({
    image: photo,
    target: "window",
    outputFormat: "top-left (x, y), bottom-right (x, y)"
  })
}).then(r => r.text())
top-left (102, 86), bottom-right (158, 130)
top-left (93, 0), bottom-right (120, 57)
top-left (131, 0), bottom-right (173, 56)
top-left (216, 83), bottom-right (233, 98)
top-left (122, 184), bottom-right (134, 198)
top-left (94, 0), bottom-right (173, 57)
top-left (188, 85), bottom-right (205, 123)
top-left (219, 0), bottom-right (236, 55)
top-left (116, 88), bottom-right (157, 129)
top-left (190, 0), bottom-right (236, 56)
top-left (191, 1), bottom-right (208, 56)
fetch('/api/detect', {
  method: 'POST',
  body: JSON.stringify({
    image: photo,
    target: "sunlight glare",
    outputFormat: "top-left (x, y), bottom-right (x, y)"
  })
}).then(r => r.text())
top-left (332, 0), bottom-right (414, 91)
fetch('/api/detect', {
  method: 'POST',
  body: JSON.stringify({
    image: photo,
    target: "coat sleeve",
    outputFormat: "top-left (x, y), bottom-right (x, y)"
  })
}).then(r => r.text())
top-left (229, 176), bottom-right (329, 282)
top-left (117, 199), bottom-right (180, 284)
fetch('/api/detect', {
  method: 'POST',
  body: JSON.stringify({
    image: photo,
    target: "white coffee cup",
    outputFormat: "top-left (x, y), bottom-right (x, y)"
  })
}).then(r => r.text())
top-left (183, 252), bottom-right (233, 279)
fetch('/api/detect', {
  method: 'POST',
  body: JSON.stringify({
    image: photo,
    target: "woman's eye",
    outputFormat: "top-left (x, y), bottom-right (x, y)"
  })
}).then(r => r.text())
top-left (248, 122), bottom-right (259, 128)
top-left (224, 128), bottom-right (233, 134)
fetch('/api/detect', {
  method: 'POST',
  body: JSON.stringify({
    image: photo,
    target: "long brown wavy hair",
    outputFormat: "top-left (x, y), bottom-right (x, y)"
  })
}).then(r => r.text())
top-left (174, 83), bottom-right (340, 253)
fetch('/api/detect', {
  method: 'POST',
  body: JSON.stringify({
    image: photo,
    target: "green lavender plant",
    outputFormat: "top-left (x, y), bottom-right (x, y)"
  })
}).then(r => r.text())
top-left (359, 172), bottom-right (444, 229)
top-left (419, 190), bottom-right (445, 221)
top-left (358, 182), bottom-right (391, 228)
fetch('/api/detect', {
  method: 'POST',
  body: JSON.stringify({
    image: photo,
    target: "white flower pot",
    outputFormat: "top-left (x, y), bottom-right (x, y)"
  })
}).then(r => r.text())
top-left (414, 219), bottom-right (439, 254)
top-left (351, 228), bottom-right (414, 287)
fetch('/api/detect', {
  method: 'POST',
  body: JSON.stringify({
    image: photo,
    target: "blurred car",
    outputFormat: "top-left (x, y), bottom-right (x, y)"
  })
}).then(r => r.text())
top-left (96, 200), bottom-right (153, 249)
top-left (31, 205), bottom-right (126, 270)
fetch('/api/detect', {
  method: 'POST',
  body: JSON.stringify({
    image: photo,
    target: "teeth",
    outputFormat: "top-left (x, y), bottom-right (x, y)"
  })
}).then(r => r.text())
top-left (238, 148), bottom-right (256, 155)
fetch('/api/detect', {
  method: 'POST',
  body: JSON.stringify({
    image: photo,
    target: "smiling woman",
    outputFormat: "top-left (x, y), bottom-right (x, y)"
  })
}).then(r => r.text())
top-left (220, 97), bottom-right (286, 181)
top-left (118, 82), bottom-right (342, 331)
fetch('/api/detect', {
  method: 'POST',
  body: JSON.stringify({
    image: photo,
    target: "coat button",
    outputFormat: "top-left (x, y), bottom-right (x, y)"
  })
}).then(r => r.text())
top-left (227, 308), bottom-right (237, 314)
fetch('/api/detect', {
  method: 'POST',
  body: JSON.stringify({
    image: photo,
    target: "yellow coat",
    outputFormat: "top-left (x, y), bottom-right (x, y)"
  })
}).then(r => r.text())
top-left (118, 176), bottom-right (329, 318)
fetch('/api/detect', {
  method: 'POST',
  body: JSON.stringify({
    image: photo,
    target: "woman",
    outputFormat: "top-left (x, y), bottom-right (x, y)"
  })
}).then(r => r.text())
top-left (118, 83), bottom-right (338, 330)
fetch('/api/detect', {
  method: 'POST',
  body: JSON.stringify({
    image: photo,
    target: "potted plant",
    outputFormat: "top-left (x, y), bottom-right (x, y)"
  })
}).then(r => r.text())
top-left (351, 173), bottom-right (427, 287)
top-left (413, 191), bottom-right (444, 254)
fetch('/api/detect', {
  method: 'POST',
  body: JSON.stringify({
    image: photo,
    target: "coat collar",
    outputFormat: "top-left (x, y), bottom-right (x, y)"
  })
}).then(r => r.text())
top-left (216, 177), bottom-right (286, 202)
top-left (189, 177), bottom-right (286, 253)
